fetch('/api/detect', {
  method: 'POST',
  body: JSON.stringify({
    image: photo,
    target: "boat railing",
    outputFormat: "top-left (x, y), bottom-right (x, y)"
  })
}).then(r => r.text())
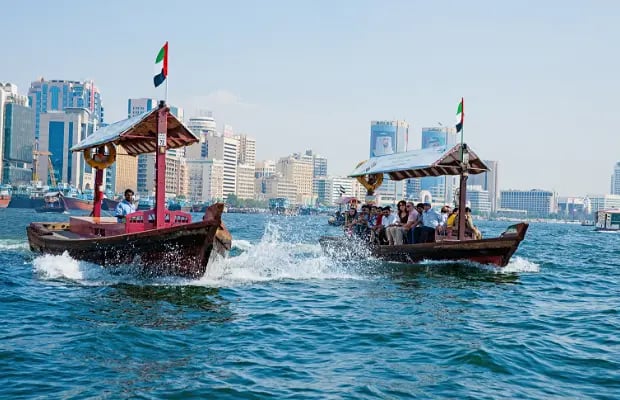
top-left (125, 209), bottom-right (192, 233)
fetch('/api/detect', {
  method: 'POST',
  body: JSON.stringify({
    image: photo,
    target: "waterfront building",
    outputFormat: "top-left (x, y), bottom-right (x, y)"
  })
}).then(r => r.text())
top-left (236, 163), bottom-right (255, 199)
top-left (28, 79), bottom-right (103, 139)
top-left (467, 160), bottom-right (499, 212)
top-left (466, 185), bottom-right (491, 214)
top-left (586, 194), bottom-right (620, 214)
top-left (185, 114), bottom-right (217, 160)
top-left (419, 127), bottom-right (458, 205)
top-left (205, 134), bottom-right (238, 200)
top-left (132, 100), bottom-right (184, 196)
top-left (499, 189), bottom-right (557, 217)
top-left (255, 160), bottom-right (276, 179)
top-left (38, 108), bottom-right (95, 189)
top-left (234, 134), bottom-right (256, 199)
top-left (277, 154), bottom-right (313, 204)
top-left (186, 159), bottom-right (224, 203)
top-left (1, 83), bottom-right (30, 184)
top-left (611, 162), bottom-right (620, 195)
top-left (1, 84), bottom-right (34, 184)
top-left (369, 120), bottom-right (409, 204)
top-left (314, 176), bottom-right (365, 206)
top-left (557, 196), bottom-right (588, 220)
top-left (256, 174), bottom-right (297, 204)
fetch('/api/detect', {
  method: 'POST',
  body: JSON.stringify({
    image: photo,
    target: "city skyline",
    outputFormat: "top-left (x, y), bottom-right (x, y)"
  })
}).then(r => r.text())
top-left (3, 1), bottom-right (619, 196)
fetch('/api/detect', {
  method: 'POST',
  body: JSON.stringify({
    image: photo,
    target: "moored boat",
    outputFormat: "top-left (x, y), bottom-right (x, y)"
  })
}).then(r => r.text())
top-left (35, 191), bottom-right (67, 213)
top-left (319, 143), bottom-right (529, 268)
top-left (594, 209), bottom-right (620, 232)
top-left (27, 102), bottom-right (232, 278)
top-left (0, 185), bottom-right (11, 208)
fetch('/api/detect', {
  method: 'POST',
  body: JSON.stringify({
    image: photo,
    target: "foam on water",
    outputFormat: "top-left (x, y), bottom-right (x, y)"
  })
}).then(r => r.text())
top-left (0, 239), bottom-right (30, 251)
top-left (196, 222), bottom-right (359, 286)
top-left (502, 256), bottom-right (540, 273)
top-left (31, 222), bottom-right (359, 287)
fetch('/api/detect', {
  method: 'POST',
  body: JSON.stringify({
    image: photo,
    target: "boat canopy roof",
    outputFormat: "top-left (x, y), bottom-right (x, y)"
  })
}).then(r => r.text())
top-left (349, 143), bottom-right (489, 181)
top-left (70, 105), bottom-right (199, 155)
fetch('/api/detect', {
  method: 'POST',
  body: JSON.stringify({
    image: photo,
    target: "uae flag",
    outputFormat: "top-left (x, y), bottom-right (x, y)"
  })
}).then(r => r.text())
top-left (455, 98), bottom-right (464, 133)
top-left (153, 42), bottom-right (168, 88)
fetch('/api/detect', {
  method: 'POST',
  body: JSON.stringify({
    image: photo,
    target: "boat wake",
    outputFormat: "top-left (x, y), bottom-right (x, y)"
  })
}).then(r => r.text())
top-left (0, 239), bottom-right (30, 251)
top-left (31, 222), bottom-right (361, 286)
top-left (501, 256), bottom-right (540, 273)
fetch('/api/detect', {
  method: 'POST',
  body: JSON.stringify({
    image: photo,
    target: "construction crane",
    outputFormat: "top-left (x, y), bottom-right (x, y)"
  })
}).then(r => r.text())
top-left (32, 143), bottom-right (57, 187)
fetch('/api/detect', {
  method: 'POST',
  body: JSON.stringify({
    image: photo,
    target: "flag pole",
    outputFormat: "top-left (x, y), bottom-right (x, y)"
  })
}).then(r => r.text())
top-left (460, 97), bottom-right (464, 162)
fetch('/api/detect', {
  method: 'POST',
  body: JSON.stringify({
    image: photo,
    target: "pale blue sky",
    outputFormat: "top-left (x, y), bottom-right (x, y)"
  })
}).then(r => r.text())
top-left (3, 0), bottom-right (619, 195)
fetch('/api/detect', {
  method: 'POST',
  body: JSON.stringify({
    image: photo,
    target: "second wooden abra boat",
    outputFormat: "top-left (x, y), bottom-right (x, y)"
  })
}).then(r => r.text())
top-left (26, 101), bottom-right (232, 278)
top-left (319, 144), bottom-right (528, 268)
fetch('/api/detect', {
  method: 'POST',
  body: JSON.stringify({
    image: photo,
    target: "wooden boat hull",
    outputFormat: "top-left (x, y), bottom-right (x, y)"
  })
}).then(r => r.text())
top-left (320, 223), bottom-right (528, 268)
top-left (62, 196), bottom-right (93, 211)
top-left (26, 204), bottom-right (232, 278)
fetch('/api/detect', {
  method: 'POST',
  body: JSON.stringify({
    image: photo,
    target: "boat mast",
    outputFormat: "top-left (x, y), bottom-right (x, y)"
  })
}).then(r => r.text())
top-left (155, 100), bottom-right (167, 229)
top-left (92, 163), bottom-right (103, 218)
top-left (457, 144), bottom-right (468, 240)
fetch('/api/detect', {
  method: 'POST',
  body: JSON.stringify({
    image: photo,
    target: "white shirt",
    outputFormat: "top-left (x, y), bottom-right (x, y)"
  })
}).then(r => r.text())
top-left (381, 213), bottom-right (397, 227)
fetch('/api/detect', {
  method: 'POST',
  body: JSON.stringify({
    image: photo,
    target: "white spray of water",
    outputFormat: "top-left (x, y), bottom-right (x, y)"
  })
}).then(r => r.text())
top-left (0, 239), bottom-right (30, 251)
top-left (502, 256), bottom-right (540, 273)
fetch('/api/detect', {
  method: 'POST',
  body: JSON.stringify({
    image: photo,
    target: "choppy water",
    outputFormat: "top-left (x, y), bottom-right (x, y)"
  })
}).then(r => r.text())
top-left (1, 208), bottom-right (618, 399)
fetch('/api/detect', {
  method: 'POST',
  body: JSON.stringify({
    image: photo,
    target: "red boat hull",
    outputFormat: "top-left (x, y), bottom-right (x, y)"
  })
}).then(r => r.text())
top-left (0, 195), bottom-right (10, 209)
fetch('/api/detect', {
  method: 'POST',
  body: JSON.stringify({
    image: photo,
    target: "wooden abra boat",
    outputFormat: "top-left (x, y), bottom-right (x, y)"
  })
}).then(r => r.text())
top-left (27, 102), bottom-right (232, 278)
top-left (319, 144), bottom-right (529, 268)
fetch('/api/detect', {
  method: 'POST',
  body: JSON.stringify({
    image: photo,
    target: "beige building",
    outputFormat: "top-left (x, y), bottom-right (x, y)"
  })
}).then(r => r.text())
top-left (111, 146), bottom-right (138, 195)
top-left (258, 175), bottom-right (297, 203)
top-left (187, 159), bottom-right (224, 202)
top-left (236, 163), bottom-right (255, 199)
top-left (206, 134), bottom-right (238, 199)
top-left (277, 155), bottom-right (313, 204)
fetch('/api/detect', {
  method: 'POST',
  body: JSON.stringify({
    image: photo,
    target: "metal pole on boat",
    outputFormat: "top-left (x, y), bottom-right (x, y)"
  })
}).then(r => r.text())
top-left (457, 98), bottom-right (467, 241)
top-left (155, 100), bottom-right (168, 229)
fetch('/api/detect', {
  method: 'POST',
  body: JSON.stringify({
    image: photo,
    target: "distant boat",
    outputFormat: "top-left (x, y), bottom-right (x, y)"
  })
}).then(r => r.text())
top-left (581, 220), bottom-right (595, 227)
top-left (0, 185), bottom-right (12, 209)
top-left (35, 192), bottom-right (66, 213)
top-left (594, 209), bottom-right (620, 232)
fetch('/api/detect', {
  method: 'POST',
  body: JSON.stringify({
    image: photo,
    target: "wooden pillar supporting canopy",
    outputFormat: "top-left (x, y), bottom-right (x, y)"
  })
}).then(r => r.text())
top-left (93, 167), bottom-right (104, 218)
top-left (457, 143), bottom-right (469, 241)
top-left (155, 101), bottom-right (168, 229)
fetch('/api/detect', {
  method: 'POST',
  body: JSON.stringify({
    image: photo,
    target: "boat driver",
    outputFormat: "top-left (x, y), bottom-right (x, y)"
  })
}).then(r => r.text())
top-left (115, 189), bottom-right (137, 222)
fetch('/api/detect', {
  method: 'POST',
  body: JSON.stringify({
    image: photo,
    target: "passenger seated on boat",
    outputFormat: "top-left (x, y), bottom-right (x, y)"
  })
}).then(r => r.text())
top-left (353, 205), bottom-right (370, 238)
top-left (380, 206), bottom-right (398, 244)
top-left (391, 202), bottom-right (419, 245)
top-left (385, 201), bottom-right (407, 245)
top-left (435, 205), bottom-right (452, 237)
top-left (449, 208), bottom-right (481, 239)
top-left (344, 207), bottom-right (357, 235)
top-left (464, 207), bottom-right (482, 240)
top-left (369, 206), bottom-right (384, 243)
top-left (115, 189), bottom-right (136, 222)
top-left (412, 202), bottom-right (442, 243)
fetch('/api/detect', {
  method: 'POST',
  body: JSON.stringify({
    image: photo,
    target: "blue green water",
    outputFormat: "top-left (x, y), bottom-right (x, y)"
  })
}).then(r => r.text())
top-left (1, 208), bottom-right (618, 399)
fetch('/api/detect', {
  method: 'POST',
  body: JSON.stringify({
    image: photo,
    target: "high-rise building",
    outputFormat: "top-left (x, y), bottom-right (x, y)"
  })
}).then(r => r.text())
top-left (255, 160), bottom-right (276, 179)
top-left (611, 162), bottom-right (620, 195)
top-left (1, 83), bottom-right (32, 184)
top-left (419, 127), bottom-right (458, 205)
top-left (38, 108), bottom-right (95, 188)
top-left (587, 194), bottom-right (620, 214)
top-left (466, 185), bottom-right (492, 214)
top-left (185, 114), bottom-right (217, 160)
top-left (28, 79), bottom-right (103, 139)
top-left (467, 160), bottom-right (499, 212)
top-left (206, 134), bottom-right (238, 200)
top-left (233, 134), bottom-right (256, 199)
top-left (186, 159), bottom-right (224, 202)
top-left (132, 100), bottom-right (184, 195)
top-left (369, 120), bottom-right (409, 205)
top-left (277, 154), bottom-right (313, 204)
